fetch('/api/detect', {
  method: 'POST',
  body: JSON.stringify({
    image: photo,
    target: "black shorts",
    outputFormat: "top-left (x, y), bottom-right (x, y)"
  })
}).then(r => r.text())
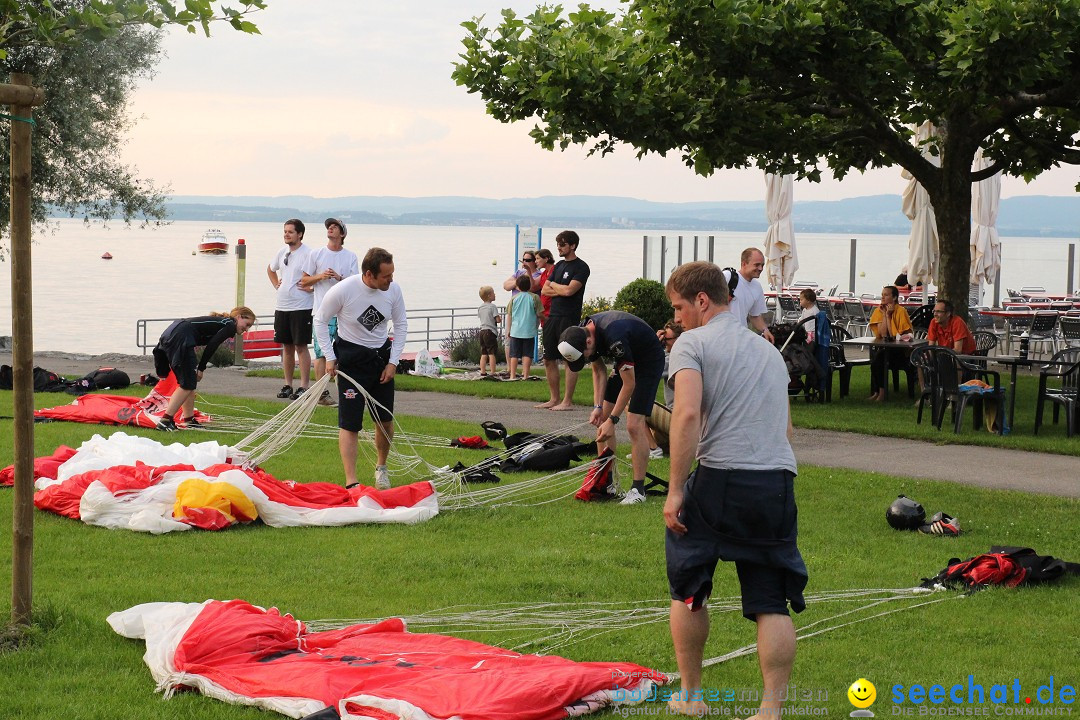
top-left (335, 338), bottom-right (394, 431)
top-left (155, 320), bottom-right (199, 391)
top-left (666, 465), bottom-right (807, 621)
top-left (542, 315), bottom-right (578, 361)
top-left (274, 309), bottom-right (313, 346)
top-left (479, 329), bottom-right (498, 356)
top-left (508, 336), bottom-right (535, 359)
top-left (603, 358), bottom-right (664, 416)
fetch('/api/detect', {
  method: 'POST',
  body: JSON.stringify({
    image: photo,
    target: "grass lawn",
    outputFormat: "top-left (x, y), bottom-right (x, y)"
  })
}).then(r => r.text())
top-left (1, 389), bottom-right (1078, 719)
top-left (252, 362), bottom-right (1080, 455)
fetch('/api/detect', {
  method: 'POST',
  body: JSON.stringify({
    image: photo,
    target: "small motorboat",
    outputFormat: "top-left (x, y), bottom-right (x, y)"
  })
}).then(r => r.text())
top-left (198, 229), bottom-right (229, 255)
top-left (101, 252), bottom-right (113, 260)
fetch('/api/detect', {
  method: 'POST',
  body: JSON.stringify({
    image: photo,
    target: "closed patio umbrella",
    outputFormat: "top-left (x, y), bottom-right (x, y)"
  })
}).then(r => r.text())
top-left (902, 121), bottom-right (940, 288)
top-left (969, 149), bottom-right (1001, 289)
top-left (764, 173), bottom-right (798, 289)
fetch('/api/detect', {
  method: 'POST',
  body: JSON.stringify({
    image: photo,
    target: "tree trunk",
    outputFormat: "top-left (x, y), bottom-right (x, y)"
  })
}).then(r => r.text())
top-left (932, 161), bottom-right (973, 324)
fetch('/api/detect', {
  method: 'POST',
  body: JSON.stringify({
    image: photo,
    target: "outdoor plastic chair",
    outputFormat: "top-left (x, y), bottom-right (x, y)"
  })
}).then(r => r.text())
top-left (968, 307), bottom-right (996, 331)
top-left (909, 345), bottom-right (941, 426)
top-left (829, 323), bottom-right (871, 397)
top-left (1058, 315), bottom-right (1080, 348)
top-left (933, 348), bottom-right (1004, 434)
top-left (972, 330), bottom-right (998, 357)
top-left (827, 285), bottom-right (838, 297)
top-left (1034, 348), bottom-right (1080, 438)
top-left (777, 294), bottom-right (802, 322)
top-left (908, 305), bottom-right (934, 331)
top-left (1028, 312), bottom-right (1060, 359)
top-left (815, 298), bottom-right (835, 323)
top-left (1003, 306), bottom-right (1033, 353)
top-left (843, 298), bottom-right (870, 336)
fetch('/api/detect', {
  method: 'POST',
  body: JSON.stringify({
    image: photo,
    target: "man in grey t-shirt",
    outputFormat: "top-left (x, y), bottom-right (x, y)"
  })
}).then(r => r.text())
top-left (662, 261), bottom-right (806, 718)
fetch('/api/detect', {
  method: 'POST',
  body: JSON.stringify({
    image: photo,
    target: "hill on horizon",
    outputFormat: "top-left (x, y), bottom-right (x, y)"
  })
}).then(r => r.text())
top-left (156, 193), bottom-right (1080, 236)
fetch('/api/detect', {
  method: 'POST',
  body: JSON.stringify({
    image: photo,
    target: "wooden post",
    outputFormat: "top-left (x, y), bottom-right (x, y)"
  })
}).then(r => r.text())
top-left (5, 73), bottom-right (45, 627)
top-left (233, 238), bottom-right (247, 365)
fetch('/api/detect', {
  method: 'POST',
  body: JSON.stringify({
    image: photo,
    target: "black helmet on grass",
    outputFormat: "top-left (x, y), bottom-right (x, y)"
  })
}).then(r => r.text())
top-left (886, 495), bottom-right (925, 530)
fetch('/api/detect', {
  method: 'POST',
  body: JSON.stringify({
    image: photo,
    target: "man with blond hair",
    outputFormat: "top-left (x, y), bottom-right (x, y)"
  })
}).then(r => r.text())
top-left (662, 261), bottom-right (806, 718)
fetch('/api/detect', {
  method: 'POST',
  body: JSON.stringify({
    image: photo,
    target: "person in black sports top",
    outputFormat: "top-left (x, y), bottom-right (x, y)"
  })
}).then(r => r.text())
top-left (153, 306), bottom-right (257, 430)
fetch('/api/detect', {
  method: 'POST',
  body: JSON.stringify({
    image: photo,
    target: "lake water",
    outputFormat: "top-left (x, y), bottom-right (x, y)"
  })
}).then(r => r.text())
top-left (1, 219), bottom-right (1077, 354)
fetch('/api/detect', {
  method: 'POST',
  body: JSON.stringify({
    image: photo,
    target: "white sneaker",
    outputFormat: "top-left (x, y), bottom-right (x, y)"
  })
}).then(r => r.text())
top-left (374, 466), bottom-right (391, 490)
top-left (619, 488), bottom-right (646, 505)
top-left (626, 448), bottom-right (665, 460)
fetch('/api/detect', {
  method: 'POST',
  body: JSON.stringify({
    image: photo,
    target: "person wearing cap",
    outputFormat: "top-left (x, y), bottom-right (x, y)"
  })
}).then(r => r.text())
top-left (558, 310), bottom-right (665, 505)
top-left (301, 218), bottom-right (359, 406)
top-left (662, 261), bottom-right (803, 719)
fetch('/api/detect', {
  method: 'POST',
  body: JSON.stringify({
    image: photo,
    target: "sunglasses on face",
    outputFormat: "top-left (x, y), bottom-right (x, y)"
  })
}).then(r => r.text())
top-left (522, 257), bottom-right (535, 262)
top-left (556, 241), bottom-right (569, 247)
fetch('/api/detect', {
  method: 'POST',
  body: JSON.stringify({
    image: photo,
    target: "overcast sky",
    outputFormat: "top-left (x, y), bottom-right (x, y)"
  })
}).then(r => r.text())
top-left (121, 0), bottom-right (1079, 203)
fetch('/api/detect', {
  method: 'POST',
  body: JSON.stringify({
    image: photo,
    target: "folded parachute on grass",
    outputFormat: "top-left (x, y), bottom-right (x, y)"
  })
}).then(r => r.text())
top-left (33, 372), bottom-right (209, 428)
top-left (1, 432), bottom-right (438, 532)
top-left (108, 599), bottom-right (666, 720)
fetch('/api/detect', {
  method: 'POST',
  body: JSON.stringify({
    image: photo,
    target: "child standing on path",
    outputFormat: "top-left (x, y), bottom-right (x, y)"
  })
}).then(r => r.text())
top-left (478, 286), bottom-right (500, 376)
top-left (506, 274), bottom-right (544, 380)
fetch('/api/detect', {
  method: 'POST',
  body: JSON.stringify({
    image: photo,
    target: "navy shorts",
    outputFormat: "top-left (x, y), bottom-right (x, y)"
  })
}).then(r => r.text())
top-left (542, 315), bottom-right (578, 361)
top-left (335, 338), bottom-right (394, 431)
top-left (274, 309), bottom-right (313, 346)
top-left (155, 319), bottom-right (199, 391)
top-left (603, 358), bottom-right (664, 416)
top-left (666, 465), bottom-right (807, 621)
top-left (508, 335), bottom-right (535, 359)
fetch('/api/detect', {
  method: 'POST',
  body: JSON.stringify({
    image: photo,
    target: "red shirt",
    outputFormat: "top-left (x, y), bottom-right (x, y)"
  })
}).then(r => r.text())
top-left (928, 315), bottom-right (975, 354)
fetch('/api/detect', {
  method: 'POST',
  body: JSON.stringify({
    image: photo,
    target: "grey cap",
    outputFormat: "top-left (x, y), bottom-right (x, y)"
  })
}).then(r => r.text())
top-left (324, 217), bottom-right (347, 238)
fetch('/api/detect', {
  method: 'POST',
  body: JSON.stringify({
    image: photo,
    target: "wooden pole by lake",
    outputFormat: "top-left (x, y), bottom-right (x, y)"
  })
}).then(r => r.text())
top-left (234, 238), bottom-right (247, 365)
top-left (5, 73), bottom-right (45, 626)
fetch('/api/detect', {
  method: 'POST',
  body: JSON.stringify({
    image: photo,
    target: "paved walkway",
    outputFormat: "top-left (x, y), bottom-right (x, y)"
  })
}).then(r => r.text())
top-left (4, 350), bottom-right (1079, 498)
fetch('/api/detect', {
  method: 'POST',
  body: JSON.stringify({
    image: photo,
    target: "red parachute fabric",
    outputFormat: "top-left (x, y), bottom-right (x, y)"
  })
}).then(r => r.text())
top-left (575, 448), bottom-right (616, 502)
top-left (0, 445), bottom-right (76, 487)
top-left (33, 372), bottom-right (209, 427)
top-left (29, 443), bottom-right (439, 532)
top-left (114, 599), bottom-right (666, 720)
top-left (943, 553), bottom-right (1027, 588)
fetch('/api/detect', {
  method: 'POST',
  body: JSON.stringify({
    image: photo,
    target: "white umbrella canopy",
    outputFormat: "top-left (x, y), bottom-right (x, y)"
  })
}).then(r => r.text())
top-left (764, 172), bottom-right (798, 289)
top-left (970, 149), bottom-right (1002, 286)
top-left (902, 121), bottom-right (940, 288)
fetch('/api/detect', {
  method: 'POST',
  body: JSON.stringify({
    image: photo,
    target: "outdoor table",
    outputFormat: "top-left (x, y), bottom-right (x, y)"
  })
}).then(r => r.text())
top-left (958, 354), bottom-right (1071, 431)
top-left (840, 336), bottom-right (927, 399)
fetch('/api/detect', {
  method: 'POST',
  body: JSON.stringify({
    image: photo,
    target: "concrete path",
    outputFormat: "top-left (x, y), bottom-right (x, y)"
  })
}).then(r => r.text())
top-left (4, 350), bottom-right (1079, 498)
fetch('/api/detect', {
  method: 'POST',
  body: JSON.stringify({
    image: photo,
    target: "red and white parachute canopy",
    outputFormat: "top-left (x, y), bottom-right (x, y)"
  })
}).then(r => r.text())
top-left (109, 599), bottom-right (666, 720)
top-left (3, 432), bottom-right (437, 532)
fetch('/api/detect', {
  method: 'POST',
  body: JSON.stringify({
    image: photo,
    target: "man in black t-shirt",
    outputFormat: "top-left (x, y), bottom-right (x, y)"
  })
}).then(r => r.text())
top-left (539, 230), bottom-right (591, 410)
top-left (558, 310), bottom-right (664, 504)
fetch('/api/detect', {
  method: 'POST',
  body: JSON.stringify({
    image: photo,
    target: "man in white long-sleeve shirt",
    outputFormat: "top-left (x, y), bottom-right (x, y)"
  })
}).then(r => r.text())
top-left (314, 247), bottom-right (407, 490)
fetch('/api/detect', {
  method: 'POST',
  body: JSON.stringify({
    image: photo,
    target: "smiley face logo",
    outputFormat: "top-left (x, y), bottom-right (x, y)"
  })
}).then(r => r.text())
top-left (848, 678), bottom-right (877, 709)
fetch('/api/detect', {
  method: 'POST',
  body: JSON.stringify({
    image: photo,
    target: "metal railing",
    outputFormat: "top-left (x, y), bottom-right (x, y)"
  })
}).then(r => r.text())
top-left (135, 305), bottom-right (501, 357)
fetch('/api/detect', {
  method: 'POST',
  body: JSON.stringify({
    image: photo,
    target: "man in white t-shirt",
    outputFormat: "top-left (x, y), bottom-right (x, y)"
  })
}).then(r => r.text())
top-left (266, 219), bottom-right (315, 401)
top-left (301, 218), bottom-right (359, 406)
top-left (727, 247), bottom-right (774, 343)
top-left (315, 247), bottom-right (407, 490)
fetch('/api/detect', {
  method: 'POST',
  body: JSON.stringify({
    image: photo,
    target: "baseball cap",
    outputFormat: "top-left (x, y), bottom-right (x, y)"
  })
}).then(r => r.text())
top-left (324, 217), bottom-right (347, 238)
top-left (558, 326), bottom-right (589, 372)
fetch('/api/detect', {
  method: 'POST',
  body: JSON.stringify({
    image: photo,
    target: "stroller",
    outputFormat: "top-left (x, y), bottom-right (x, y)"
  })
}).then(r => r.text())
top-left (769, 314), bottom-right (830, 402)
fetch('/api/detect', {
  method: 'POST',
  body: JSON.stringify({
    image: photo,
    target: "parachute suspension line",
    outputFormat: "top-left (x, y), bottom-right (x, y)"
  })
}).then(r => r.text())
top-left (334, 369), bottom-right (453, 484)
top-left (305, 588), bottom-right (951, 661)
top-left (437, 458), bottom-right (602, 510)
top-left (230, 374), bottom-right (334, 466)
top-left (692, 592), bottom-right (956, 675)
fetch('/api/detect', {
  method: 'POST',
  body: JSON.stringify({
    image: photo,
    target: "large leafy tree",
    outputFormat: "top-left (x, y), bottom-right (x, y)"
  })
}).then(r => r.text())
top-left (453, 0), bottom-right (1080, 315)
top-left (0, 0), bottom-right (265, 243)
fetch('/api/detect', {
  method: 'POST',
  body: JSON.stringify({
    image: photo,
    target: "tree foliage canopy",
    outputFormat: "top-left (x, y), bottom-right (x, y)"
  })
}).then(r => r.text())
top-left (0, 1), bottom-right (265, 244)
top-left (453, 0), bottom-right (1080, 312)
